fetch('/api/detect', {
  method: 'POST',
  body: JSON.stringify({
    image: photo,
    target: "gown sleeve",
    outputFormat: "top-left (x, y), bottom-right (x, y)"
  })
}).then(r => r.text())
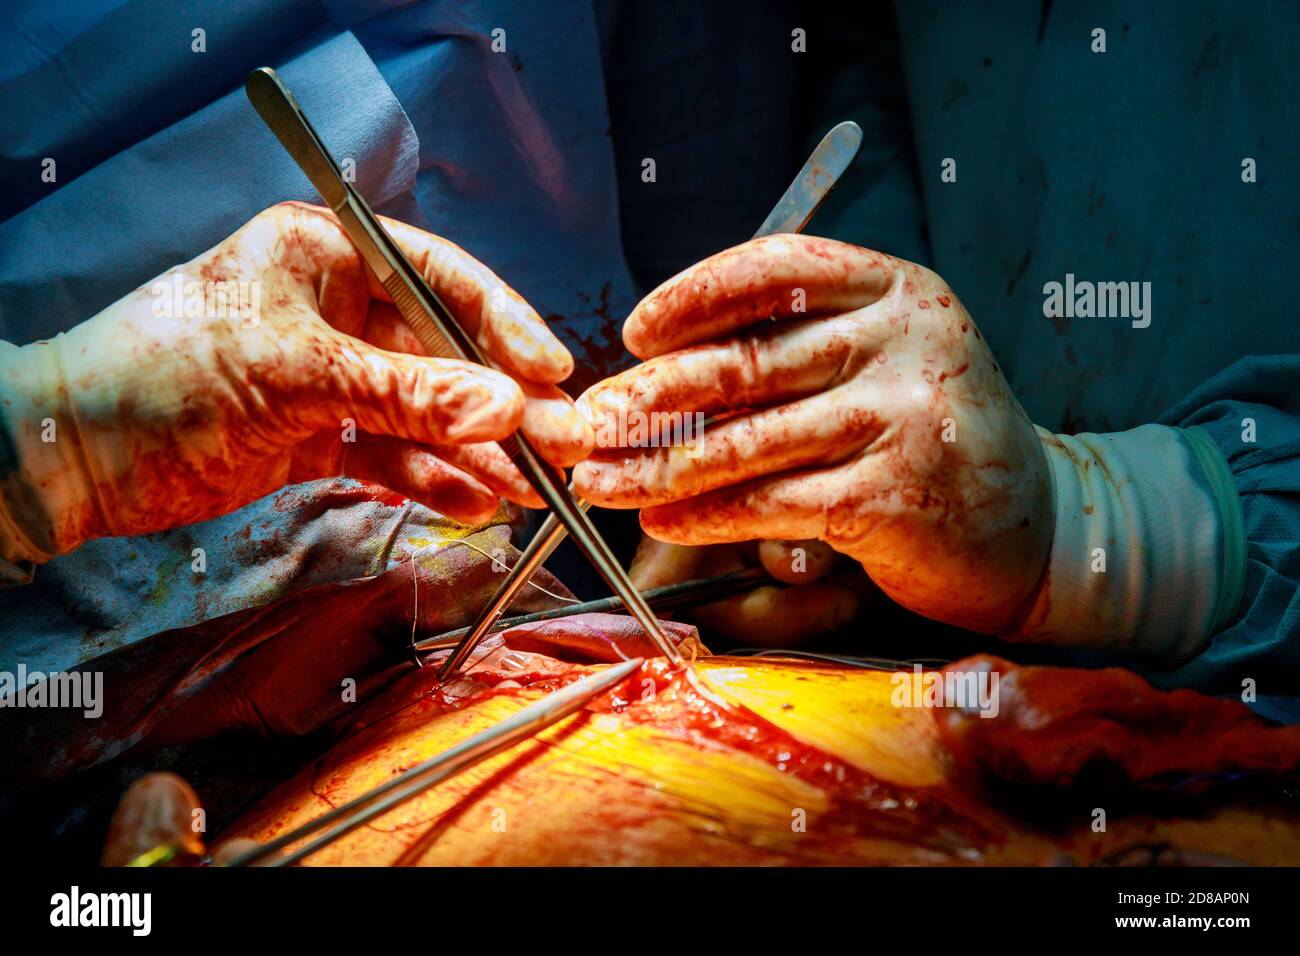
top-left (1151, 355), bottom-right (1300, 721)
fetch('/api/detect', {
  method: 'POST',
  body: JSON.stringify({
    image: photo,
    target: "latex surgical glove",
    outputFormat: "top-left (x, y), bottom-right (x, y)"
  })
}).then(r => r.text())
top-left (628, 536), bottom-right (872, 646)
top-left (0, 202), bottom-right (592, 565)
top-left (575, 235), bottom-right (1242, 657)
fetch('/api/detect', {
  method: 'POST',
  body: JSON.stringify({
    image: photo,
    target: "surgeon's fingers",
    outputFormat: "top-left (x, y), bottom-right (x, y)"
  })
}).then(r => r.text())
top-left (684, 544), bottom-right (858, 645)
top-left (280, 326), bottom-right (524, 447)
top-left (358, 298), bottom-right (431, 355)
top-left (265, 203), bottom-right (573, 385)
top-left (573, 387), bottom-right (882, 508)
top-left (638, 460), bottom-right (868, 546)
top-left (630, 535), bottom-right (836, 588)
top-left (348, 435), bottom-right (502, 524)
top-left (580, 315), bottom-right (879, 437)
top-left (518, 378), bottom-right (596, 467)
top-left (628, 537), bottom-right (708, 590)
top-left (377, 215), bottom-right (574, 385)
top-left (624, 234), bottom-right (898, 358)
top-left (362, 301), bottom-right (592, 469)
top-left (693, 582), bottom-right (861, 646)
top-left (427, 441), bottom-right (545, 509)
top-left (757, 538), bottom-right (838, 585)
top-left (625, 534), bottom-right (856, 644)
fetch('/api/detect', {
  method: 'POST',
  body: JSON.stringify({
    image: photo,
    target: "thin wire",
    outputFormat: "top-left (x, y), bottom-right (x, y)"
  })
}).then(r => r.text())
top-left (725, 649), bottom-right (952, 670)
top-left (405, 538), bottom-right (582, 606)
top-left (448, 538), bottom-right (582, 605)
top-left (409, 553), bottom-right (419, 648)
top-left (682, 637), bottom-right (699, 666)
top-left (401, 536), bottom-right (598, 668)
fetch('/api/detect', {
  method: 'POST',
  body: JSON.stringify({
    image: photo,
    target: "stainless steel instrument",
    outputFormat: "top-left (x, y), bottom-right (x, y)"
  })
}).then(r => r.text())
top-left (435, 120), bottom-right (864, 680)
top-left (224, 656), bottom-right (644, 867)
top-left (413, 567), bottom-right (768, 658)
top-left (245, 67), bottom-right (681, 665)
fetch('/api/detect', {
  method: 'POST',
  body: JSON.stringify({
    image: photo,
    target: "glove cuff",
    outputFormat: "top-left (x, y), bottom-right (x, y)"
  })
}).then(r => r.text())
top-left (0, 337), bottom-right (106, 562)
top-left (1009, 424), bottom-right (1245, 658)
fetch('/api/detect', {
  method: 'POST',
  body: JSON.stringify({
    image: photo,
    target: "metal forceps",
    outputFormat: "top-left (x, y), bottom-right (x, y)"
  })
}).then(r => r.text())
top-left (435, 120), bottom-right (865, 679)
top-left (223, 656), bottom-right (644, 867)
top-left (245, 67), bottom-right (681, 665)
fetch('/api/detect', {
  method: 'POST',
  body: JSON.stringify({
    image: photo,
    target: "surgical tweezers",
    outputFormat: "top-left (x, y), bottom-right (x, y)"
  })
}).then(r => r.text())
top-left (223, 656), bottom-right (644, 867)
top-left (245, 67), bottom-right (681, 665)
top-left (435, 120), bottom-right (865, 679)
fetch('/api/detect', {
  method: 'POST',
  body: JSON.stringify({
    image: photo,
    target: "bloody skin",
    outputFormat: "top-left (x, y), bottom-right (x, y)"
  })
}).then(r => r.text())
top-left (219, 616), bottom-right (1300, 865)
top-left (306, 621), bottom-right (1000, 860)
top-left (575, 234), bottom-right (1054, 635)
top-left (934, 655), bottom-right (1300, 788)
top-left (522, 660), bottom-right (997, 853)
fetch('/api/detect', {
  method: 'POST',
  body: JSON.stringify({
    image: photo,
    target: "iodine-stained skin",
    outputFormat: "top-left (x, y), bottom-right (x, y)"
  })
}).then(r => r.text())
top-left (217, 614), bottom-right (1300, 867)
top-left (0, 202), bottom-right (590, 563)
top-left (575, 234), bottom-right (1054, 635)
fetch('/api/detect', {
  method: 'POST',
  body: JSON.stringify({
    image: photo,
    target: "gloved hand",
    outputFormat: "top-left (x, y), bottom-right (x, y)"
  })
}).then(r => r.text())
top-left (0, 202), bottom-right (591, 564)
top-left (628, 537), bottom-right (873, 646)
top-left (575, 235), bottom-right (1051, 635)
top-left (575, 235), bottom-right (1242, 656)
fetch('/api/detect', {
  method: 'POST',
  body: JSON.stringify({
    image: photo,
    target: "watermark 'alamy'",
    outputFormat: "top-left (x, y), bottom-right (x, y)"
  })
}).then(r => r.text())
top-left (152, 274), bottom-right (261, 327)
top-left (1, 664), bottom-right (102, 718)
top-left (50, 887), bottom-right (150, 937)
top-left (890, 663), bottom-right (999, 718)
top-left (593, 408), bottom-right (706, 458)
top-left (1042, 273), bottom-right (1151, 328)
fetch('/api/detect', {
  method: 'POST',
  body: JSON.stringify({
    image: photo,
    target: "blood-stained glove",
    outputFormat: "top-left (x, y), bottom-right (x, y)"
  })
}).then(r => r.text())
top-left (100, 771), bottom-right (273, 866)
top-left (0, 202), bottom-right (591, 566)
top-left (627, 537), bottom-right (872, 646)
top-left (575, 235), bottom-right (1243, 657)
